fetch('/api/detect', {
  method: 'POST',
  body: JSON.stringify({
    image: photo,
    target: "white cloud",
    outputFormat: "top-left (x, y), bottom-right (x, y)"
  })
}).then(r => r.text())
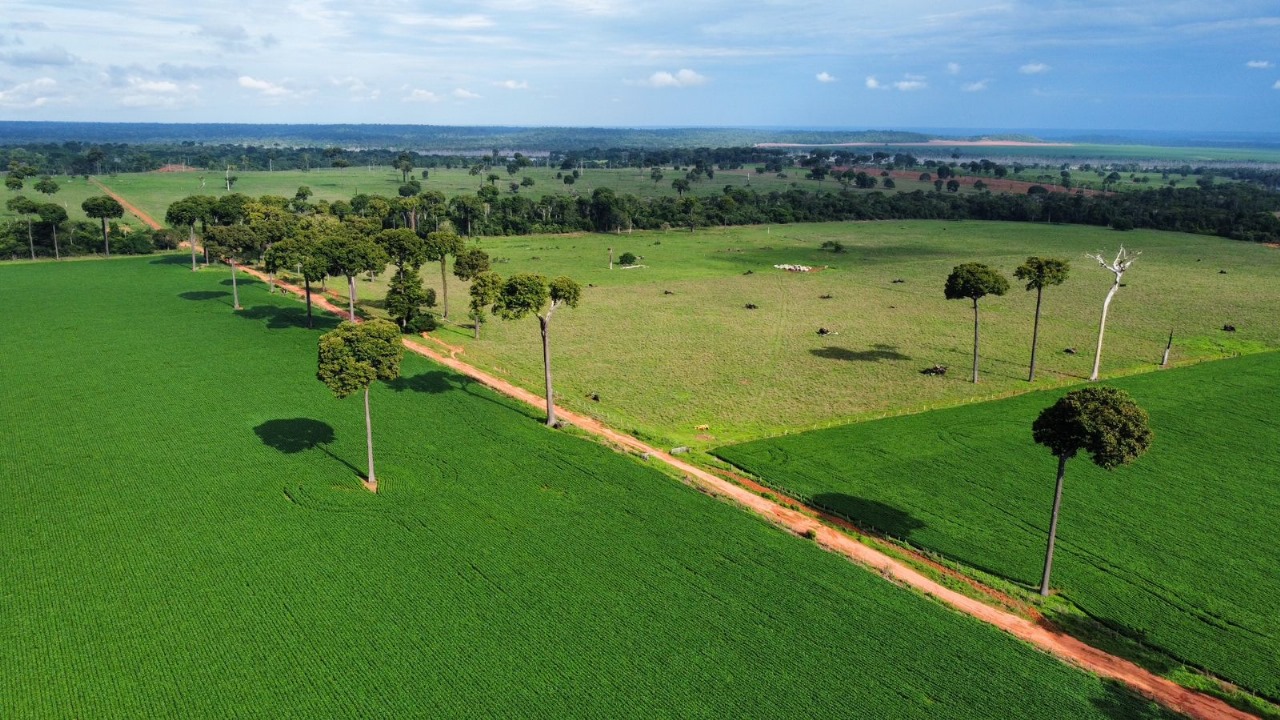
top-left (1246, 60), bottom-right (1273, 69)
top-left (1274, 80), bottom-right (1280, 89)
top-left (1020, 62), bottom-right (1050, 74)
top-left (816, 71), bottom-right (836, 83)
top-left (865, 75), bottom-right (883, 90)
top-left (946, 62), bottom-right (961, 74)
top-left (453, 87), bottom-right (481, 99)
top-left (894, 79), bottom-right (927, 91)
top-left (392, 14), bottom-right (493, 30)
top-left (497, 79), bottom-right (528, 90)
top-left (404, 89), bottom-right (440, 102)
top-left (962, 79), bottom-right (990, 92)
top-left (238, 76), bottom-right (290, 97)
top-left (331, 77), bottom-right (379, 101)
top-left (0, 76), bottom-right (58, 108)
top-left (638, 68), bottom-right (707, 88)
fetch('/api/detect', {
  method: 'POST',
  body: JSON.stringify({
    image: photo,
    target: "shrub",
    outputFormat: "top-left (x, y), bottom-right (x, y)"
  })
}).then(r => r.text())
top-left (618, 252), bottom-right (637, 266)
top-left (405, 313), bottom-right (438, 334)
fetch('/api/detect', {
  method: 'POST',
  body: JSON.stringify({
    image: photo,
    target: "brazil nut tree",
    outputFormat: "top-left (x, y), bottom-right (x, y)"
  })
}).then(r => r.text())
top-left (1013, 257), bottom-right (1070, 382)
top-left (493, 273), bottom-right (582, 427)
top-left (944, 263), bottom-right (1010, 383)
top-left (1032, 386), bottom-right (1152, 596)
top-left (316, 320), bottom-right (403, 493)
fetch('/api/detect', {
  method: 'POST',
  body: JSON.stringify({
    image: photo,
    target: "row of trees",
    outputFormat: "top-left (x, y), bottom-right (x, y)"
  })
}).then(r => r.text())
top-left (944, 249), bottom-right (1136, 386)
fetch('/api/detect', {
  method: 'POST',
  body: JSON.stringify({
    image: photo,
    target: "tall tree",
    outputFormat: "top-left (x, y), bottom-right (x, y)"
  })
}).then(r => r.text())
top-left (452, 247), bottom-right (491, 284)
top-left (423, 230), bottom-right (465, 320)
top-left (204, 224), bottom-right (262, 310)
top-left (1013, 257), bottom-right (1071, 382)
top-left (165, 196), bottom-right (206, 271)
top-left (493, 273), bottom-right (582, 427)
top-left (322, 231), bottom-right (388, 320)
top-left (316, 320), bottom-right (403, 493)
top-left (1086, 247), bottom-right (1139, 381)
top-left (36, 204), bottom-right (67, 261)
top-left (944, 263), bottom-right (1010, 383)
top-left (1032, 386), bottom-right (1152, 596)
top-left (467, 270), bottom-right (502, 339)
top-left (7, 196), bottom-right (38, 260)
top-left (264, 235), bottom-right (329, 329)
top-left (33, 176), bottom-right (59, 199)
top-left (384, 268), bottom-right (435, 330)
top-left (82, 196), bottom-right (125, 258)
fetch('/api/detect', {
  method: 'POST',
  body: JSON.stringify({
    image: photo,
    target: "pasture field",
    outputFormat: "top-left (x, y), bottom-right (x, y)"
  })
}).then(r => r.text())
top-left (0, 257), bottom-right (1175, 718)
top-left (0, 175), bottom-right (148, 230)
top-left (341, 220), bottom-right (1280, 447)
top-left (715, 352), bottom-right (1280, 700)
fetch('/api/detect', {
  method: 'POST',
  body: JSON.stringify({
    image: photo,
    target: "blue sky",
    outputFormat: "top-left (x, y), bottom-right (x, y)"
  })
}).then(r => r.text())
top-left (1, 1), bottom-right (1278, 131)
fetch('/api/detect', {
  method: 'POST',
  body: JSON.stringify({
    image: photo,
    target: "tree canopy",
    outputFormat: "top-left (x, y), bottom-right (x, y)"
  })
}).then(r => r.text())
top-left (944, 262), bottom-right (1010, 302)
top-left (1032, 386), bottom-right (1153, 468)
top-left (316, 320), bottom-right (404, 400)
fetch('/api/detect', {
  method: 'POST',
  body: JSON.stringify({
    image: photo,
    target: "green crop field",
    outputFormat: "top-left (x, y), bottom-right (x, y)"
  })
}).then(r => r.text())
top-left (331, 220), bottom-right (1280, 447)
top-left (0, 257), bottom-right (1176, 718)
top-left (715, 353), bottom-right (1280, 699)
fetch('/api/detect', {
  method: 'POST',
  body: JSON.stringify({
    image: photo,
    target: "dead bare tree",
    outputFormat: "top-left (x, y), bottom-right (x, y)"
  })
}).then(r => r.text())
top-left (1085, 246), bottom-right (1140, 381)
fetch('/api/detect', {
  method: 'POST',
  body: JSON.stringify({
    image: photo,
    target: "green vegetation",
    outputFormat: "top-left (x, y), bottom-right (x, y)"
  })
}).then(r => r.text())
top-left (0, 257), bottom-right (1177, 718)
top-left (715, 352), bottom-right (1280, 699)
top-left (377, 221), bottom-right (1280, 446)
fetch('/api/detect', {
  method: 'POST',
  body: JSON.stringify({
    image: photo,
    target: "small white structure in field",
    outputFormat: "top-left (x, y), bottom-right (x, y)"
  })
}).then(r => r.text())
top-left (1086, 246), bottom-right (1140, 381)
top-left (774, 263), bottom-right (814, 272)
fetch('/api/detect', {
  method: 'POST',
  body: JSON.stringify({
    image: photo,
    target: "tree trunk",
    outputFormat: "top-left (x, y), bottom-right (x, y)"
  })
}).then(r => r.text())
top-left (971, 298), bottom-right (980, 384)
top-left (229, 260), bottom-right (241, 310)
top-left (52, 224), bottom-right (59, 260)
top-left (27, 218), bottom-right (34, 261)
top-left (1039, 455), bottom-right (1068, 596)
top-left (1161, 329), bottom-right (1173, 368)
top-left (1090, 278), bottom-right (1121, 381)
top-left (363, 386), bottom-right (377, 492)
top-left (1028, 287), bottom-right (1044, 382)
top-left (189, 225), bottom-right (198, 271)
top-left (304, 278), bottom-right (314, 329)
top-left (540, 313), bottom-right (556, 427)
top-left (347, 275), bottom-right (357, 320)
top-left (440, 258), bottom-right (449, 320)
top-left (100, 217), bottom-right (110, 257)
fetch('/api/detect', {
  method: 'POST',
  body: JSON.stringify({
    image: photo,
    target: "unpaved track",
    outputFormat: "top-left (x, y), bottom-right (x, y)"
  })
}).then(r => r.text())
top-left (134, 192), bottom-right (1249, 720)
top-left (92, 179), bottom-right (162, 230)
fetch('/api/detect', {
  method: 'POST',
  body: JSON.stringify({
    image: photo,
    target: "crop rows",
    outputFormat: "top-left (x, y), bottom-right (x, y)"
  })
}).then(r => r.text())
top-left (0, 256), bottom-right (1178, 717)
top-left (717, 351), bottom-right (1280, 699)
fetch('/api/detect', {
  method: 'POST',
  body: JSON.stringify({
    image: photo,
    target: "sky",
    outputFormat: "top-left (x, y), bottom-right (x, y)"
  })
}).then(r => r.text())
top-left (1, 1), bottom-right (1278, 132)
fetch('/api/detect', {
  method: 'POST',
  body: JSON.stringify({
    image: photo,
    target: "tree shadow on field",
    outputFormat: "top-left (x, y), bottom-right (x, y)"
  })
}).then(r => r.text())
top-left (238, 304), bottom-right (338, 331)
top-left (179, 290), bottom-right (231, 303)
top-left (253, 418), bottom-right (362, 476)
top-left (150, 254), bottom-right (194, 266)
top-left (810, 344), bottom-right (910, 362)
top-left (810, 494), bottom-right (925, 540)
top-left (1089, 680), bottom-right (1181, 719)
top-left (386, 370), bottom-right (455, 394)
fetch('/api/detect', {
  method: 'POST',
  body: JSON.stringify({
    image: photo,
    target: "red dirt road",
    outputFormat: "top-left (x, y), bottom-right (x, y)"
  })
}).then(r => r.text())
top-left (91, 179), bottom-right (163, 230)
top-left (130, 188), bottom-right (1248, 720)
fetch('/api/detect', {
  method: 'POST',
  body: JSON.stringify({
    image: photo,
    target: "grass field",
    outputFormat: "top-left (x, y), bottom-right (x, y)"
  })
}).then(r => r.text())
top-left (328, 220), bottom-right (1280, 447)
top-left (715, 352), bottom-right (1280, 700)
top-left (0, 176), bottom-right (149, 231)
top-left (0, 257), bottom-right (1178, 718)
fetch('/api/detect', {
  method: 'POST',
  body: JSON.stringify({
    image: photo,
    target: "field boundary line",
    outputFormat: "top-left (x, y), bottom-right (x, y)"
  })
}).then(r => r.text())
top-left (227, 263), bottom-right (1248, 720)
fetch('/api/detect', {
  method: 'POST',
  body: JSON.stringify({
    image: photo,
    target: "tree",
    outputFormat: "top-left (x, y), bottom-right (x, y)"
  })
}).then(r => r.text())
top-left (395, 152), bottom-right (414, 184)
top-left (204, 224), bottom-right (262, 310)
top-left (493, 273), bottom-right (582, 426)
top-left (1085, 247), bottom-right (1139, 381)
top-left (1032, 386), bottom-right (1152, 595)
top-left (5, 175), bottom-right (22, 192)
top-left (82, 196), bottom-right (125, 258)
top-left (423, 230), bottom-right (465, 320)
top-left (264, 235), bottom-right (329, 328)
top-left (1014, 257), bottom-right (1071, 382)
top-left (452, 247), bottom-right (491, 283)
top-left (467, 270), bottom-right (502, 339)
top-left (650, 168), bottom-right (664, 184)
top-left (165, 196), bottom-right (207, 271)
top-left (384, 267), bottom-right (436, 330)
top-left (36, 204), bottom-right (67, 260)
top-left (671, 178), bottom-right (690, 196)
top-left (322, 232), bottom-right (389, 320)
top-left (944, 263), bottom-right (1010, 383)
top-left (316, 320), bottom-right (404, 493)
top-left (7, 196), bottom-right (38, 260)
top-left (33, 176), bottom-right (59, 198)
